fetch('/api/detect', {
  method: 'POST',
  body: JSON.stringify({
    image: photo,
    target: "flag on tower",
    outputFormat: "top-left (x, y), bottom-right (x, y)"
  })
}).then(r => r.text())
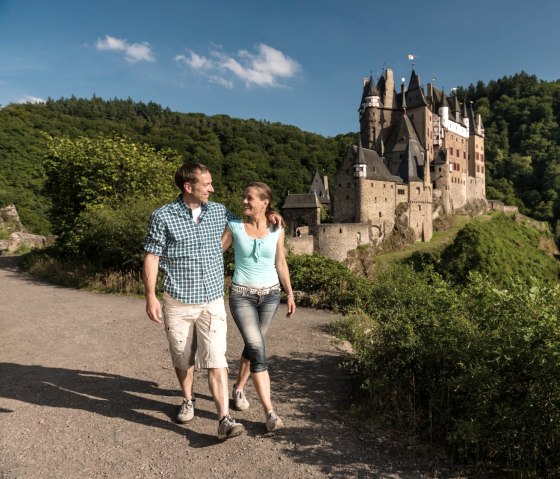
top-left (408, 54), bottom-right (416, 61)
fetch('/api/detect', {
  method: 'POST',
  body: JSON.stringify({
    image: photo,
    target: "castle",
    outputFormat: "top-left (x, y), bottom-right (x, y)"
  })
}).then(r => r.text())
top-left (283, 67), bottom-right (487, 261)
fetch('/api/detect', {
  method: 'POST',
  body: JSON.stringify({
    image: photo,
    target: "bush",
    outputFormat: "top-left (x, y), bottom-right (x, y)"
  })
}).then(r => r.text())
top-left (286, 253), bottom-right (373, 312)
top-left (333, 264), bottom-right (560, 476)
top-left (74, 195), bottom-right (164, 270)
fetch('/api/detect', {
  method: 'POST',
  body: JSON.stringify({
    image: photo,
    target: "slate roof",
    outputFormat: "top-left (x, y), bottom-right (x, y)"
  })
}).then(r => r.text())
top-left (352, 143), bottom-right (402, 183)
top-left (282, 193), bottom-right (322, 209)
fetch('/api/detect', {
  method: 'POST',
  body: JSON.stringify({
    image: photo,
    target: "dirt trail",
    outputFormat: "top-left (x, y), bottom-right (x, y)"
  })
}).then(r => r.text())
top-left (0, 256), bottom-right (462, 479)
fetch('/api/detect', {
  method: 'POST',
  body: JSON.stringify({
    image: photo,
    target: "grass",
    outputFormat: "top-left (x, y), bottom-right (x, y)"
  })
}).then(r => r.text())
top-left (374, 213), bottom-right (489, 270)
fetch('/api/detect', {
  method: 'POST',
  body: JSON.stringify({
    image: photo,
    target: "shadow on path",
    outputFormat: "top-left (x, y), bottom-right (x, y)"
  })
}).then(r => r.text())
top-left (0, 363), bottom-right (216, 448)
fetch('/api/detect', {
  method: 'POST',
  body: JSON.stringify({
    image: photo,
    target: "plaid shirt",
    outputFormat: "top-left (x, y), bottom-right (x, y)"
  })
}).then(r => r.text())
top-left (144, 195), bottom-right (236, 304)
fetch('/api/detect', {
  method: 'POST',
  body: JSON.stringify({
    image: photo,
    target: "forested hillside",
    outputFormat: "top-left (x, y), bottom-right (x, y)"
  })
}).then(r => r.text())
top-left (0, 97), bottom-right (356, 234)
top-left (1, 70), bottom-right (560, 240)
top-left (459, 71), bottom-right (560, 237)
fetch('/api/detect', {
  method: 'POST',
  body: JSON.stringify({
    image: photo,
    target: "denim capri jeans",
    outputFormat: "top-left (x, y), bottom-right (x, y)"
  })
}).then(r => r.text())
top-left (228, 289), bottom-right (280, 373)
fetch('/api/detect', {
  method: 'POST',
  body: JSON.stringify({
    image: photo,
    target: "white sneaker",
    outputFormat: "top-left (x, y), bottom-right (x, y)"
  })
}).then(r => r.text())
top-left (266, 410), bottom-right (284, 432)
top-left (217, 415), bottom-right (245, 441)
top-left (176, 398), bottom-right (195, 423)
top-left (232, 387), bottom-right (250, 411)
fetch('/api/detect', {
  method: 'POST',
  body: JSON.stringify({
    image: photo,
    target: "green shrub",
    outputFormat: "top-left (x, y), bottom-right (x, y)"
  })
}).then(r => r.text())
top-left (333, 264), bottom-right (560, 476)
top-left (74, 195), bottom-right (164, 269)
top-left (286, 253), bottom-right (373, 312)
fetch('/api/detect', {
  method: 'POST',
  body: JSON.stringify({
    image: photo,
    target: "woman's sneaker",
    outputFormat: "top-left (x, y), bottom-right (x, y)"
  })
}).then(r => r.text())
top-left (176, 398), bottom-right (195, 423)
top-left (265, 410), bottom-right (284, 432)
top-left (217, 415), bottom-right (245, 441)
top-left (232, 387), bottom-right (250, 411)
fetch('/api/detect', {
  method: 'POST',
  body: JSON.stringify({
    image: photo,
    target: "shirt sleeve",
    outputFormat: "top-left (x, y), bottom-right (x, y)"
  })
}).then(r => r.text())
top-left (225, 208), bottom-right (239, 222)
top-left (143, 212), bottom-right (167, 256)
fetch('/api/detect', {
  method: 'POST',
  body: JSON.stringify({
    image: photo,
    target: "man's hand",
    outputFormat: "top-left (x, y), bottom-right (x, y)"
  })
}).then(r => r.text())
top-left (267, 210), bottom-right (285, 229)
top-left (146, 295), bottom-right (163, 324)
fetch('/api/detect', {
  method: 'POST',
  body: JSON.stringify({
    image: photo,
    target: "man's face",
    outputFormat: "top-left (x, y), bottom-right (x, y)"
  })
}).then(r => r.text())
top-left (185, 171), bottom-right (214, 204)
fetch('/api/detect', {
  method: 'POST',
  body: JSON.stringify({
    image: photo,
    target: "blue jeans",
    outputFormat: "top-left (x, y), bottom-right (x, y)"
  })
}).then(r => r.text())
top-left (229, 290), bottom-right (280, 373)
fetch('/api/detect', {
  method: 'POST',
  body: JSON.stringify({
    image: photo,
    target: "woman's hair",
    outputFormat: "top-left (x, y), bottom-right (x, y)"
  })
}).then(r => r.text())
top-left (246, 182), bottom-right (273, 213)
top-left (174, 161), bottom-right (209, 193)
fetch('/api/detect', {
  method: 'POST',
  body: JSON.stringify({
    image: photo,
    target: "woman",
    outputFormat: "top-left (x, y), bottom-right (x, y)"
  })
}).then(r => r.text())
top-left (222, 182), bottom-right (296, 432)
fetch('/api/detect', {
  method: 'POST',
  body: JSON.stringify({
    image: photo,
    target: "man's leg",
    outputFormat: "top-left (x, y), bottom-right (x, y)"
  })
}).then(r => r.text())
top-left (207, 367), bottom-right (229, 418)
top-left (175, 365), bottom-right (195, 400)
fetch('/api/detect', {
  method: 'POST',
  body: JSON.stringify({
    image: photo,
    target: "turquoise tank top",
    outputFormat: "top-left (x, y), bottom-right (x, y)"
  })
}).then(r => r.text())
top-left (228, 219), bottom-right (282, 287)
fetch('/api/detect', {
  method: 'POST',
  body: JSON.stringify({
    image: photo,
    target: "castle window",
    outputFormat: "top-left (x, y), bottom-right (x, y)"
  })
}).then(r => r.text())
top-left (383, 184), bottom-right (386, 188)
top-left (338, 184), bottom-right (341, 187)
top-left (438, 167), bottom-right (442, 173)
top-left (398, 189), bottom-right (405, 195)
top-left (385, 198), bottom-right (387, 202)
top-left (391, 185), bottom-right (394, 189)
top-left (371, 183), bottom-right (374, 187)
top-left (379, 212), bottom-right (382, 217)
top-left (418, 205), bottom-right (421, 211)
top-left (416, 187), bottom-right (420, 194)
top-left (346, 195), bottom-right (349, 200)
top-left (463, 152), bottom-right (466, 159)
top-left (456, 149), bottom-right (459, 156)
top-left (339, 228), bottom-right (343, 233)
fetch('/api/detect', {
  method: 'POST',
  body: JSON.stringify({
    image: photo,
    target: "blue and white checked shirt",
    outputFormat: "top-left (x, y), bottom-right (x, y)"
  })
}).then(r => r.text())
top-left (144, 195), bottom-right (236, 304)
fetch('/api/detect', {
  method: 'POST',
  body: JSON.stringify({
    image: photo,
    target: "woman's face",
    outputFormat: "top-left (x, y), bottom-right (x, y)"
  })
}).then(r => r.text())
top-left (243, 187), bottom-right (269, 218)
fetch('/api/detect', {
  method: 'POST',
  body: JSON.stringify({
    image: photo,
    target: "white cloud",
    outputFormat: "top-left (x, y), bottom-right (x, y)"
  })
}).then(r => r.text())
top-left (175, 43), bottom-right (301, 88)
top-left (96, 35), bottom-right (155, 63)
top-left (19, 95), bottom-right (45, 104)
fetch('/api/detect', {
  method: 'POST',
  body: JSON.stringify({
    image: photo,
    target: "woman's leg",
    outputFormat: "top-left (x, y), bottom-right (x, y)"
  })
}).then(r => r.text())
top-left (252, 370), bottom-right (272, 413)
top-left (234, 356), bottom-right (251, 390)
top-left (251, 293), bottom-right (280, 413)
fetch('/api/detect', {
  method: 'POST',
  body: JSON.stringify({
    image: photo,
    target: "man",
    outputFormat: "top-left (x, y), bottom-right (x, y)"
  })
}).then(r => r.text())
top-left (143, 161), bottom-right (280, 441)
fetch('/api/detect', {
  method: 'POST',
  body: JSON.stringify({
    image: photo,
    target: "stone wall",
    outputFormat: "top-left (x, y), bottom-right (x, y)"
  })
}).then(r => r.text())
top-left (313, 223), bottom-right (370, 262)
top-left (286, 236), bottom-right (314, 255)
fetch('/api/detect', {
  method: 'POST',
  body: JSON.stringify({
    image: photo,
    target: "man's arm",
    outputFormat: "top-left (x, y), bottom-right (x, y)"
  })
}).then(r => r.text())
top-left (143, 252), bottom-right (163, 324)
top-left (223, 202), bottom-right (284, 228)
top-left (221, 225), bottom-right (234, 252)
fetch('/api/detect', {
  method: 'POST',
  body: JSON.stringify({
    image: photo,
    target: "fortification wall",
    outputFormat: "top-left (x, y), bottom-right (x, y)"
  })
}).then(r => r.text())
top-left (286, 236), bottom-right (314, 255)
top-left (313, 223), bottom-right (370, 262)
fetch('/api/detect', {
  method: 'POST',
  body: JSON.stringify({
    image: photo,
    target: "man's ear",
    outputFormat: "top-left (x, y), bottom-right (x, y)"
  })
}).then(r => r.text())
top-left (184, 182), bottom-right (192, 193)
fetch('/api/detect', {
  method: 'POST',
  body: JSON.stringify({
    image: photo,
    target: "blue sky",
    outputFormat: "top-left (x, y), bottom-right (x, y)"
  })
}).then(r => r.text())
top-left (1, 0), bottom-right (559, 137)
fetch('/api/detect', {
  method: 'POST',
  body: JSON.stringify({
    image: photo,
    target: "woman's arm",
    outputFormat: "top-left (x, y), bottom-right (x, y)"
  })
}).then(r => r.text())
top-left (221, 225), bottom-right (234, 252)
top-left (275, 230), bottom-right (296, 317)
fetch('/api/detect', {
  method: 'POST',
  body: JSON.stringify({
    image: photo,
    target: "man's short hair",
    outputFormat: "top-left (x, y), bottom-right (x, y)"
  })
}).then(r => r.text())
top-left (174, 161), bottom-right (210, 192)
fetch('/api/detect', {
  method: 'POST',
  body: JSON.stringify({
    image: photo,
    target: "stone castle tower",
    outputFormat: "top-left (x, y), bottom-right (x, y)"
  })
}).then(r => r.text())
top-left (283, 67), bottom-right (487, 262)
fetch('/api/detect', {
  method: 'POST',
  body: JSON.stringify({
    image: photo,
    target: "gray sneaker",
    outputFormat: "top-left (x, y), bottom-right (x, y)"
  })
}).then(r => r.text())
top-left (176, 398), bottom-right (195, 423)
top-left (232, 387), bottom-right (250, 411)
top-left (265, 410), bottom-right (284, 432)
top-left (217, 415), bottom-right (245, 441)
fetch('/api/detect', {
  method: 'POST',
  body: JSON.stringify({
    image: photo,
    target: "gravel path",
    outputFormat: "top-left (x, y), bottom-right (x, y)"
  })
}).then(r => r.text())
top-left (0, 255), bottom-right (464, 479)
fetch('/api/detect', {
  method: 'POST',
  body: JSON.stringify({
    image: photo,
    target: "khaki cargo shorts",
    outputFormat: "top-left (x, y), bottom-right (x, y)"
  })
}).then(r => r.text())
top-left (162, 293), bottom-right (228, 370)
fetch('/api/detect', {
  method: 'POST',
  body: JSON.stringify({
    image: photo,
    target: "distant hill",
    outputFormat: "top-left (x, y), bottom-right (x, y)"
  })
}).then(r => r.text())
top-left (0, 97), bottom-right (356, 234)
top-left (1, 71), bottom-right (560, 241)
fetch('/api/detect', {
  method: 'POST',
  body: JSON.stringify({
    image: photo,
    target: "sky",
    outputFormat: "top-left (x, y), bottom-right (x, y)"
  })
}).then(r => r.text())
top-left (1, 0), bottom-right (559, 137)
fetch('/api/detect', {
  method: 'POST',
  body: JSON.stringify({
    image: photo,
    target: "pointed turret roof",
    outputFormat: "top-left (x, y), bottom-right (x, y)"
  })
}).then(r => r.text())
top-left (351, 144), bottom-right (400, 182)
top-left (309, 171), bottom-right (330, 204)
top-left (360, 75), bottom-right (379, 104)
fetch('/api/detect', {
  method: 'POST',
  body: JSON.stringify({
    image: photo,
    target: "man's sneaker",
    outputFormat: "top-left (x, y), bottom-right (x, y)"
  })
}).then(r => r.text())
top-left (232, 387), bottom-right (250, 411)
top-left (217, 415), bottom-right (245, 441)
top-left (266, 410), bottom-right (284, 432)
top-left (176, 398), bottom-right (195, 423)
